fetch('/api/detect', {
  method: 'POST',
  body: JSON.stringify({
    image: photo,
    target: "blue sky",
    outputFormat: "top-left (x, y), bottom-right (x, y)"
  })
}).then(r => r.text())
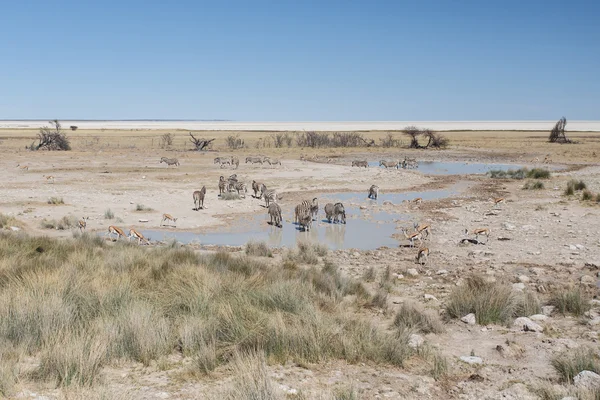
top-left (0, 0), bottom-right (598, 120)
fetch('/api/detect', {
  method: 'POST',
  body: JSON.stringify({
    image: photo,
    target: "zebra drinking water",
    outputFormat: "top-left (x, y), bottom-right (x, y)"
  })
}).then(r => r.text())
top-left (368, 185), bottom-right (379, 200)
top-left (268, 202), bottom-right (282, 228)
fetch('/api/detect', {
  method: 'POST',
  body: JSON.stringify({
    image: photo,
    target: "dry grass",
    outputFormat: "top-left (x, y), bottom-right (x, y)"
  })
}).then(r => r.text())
top-left (135, 204), bottom-right (153, 211)
top-left (393, 302), bottom-right (444, 334)
top-left (515, 291), bottom-right (541, 317)
top-left (286, 242), bottom-right (328, 265)
top-left (40, 215), bottom-right (78, 230)
top-left (0, 233), bottom-right (412, 388)
top-left (223, 351), bottom-right (278, 400)
top-left (445, 275), bottom-right (517, 325)
top-left (551, 348), bottom-right (600, 383)
top-left (245, 241), bottom-right (273, 257)
top-left (47, 197), bottom-right (65, 204)
top-left (549, 288), bottom-right (590, 316)
top-left (0, 214), bottom-right (23, 231)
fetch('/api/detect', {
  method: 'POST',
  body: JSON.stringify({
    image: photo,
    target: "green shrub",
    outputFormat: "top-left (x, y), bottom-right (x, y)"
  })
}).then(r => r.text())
top-left (527, 168), bottom-right (551, 179)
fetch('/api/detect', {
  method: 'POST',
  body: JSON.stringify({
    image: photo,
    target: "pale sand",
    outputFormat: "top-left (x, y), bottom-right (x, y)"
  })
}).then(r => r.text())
top-left (1, 120), bottom-right (600, 131)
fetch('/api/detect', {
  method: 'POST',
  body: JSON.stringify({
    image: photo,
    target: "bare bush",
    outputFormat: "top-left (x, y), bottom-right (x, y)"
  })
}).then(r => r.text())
top-left (380, 133), bottom-right (401, 148)
top-left (188, 133), bottom-right (215, 151)
top-left (271, 132), bottom-right (294, 148)
top-left (29, 120), bottom-right (71, 151)
top-left (296, 131), bottom-right (373, 148)
top-left (549, 117), bottom-right (571, 143)
top-left (403, 126), bottom-right (448, 149)
top-left (226, 134), bottom-right (245, 150)
top-left (403, 126), bottom-right (422, 149)
top-left (296, 131), bottom-right (331, 148)
top-left (159, 133), bottom-right (174, 148)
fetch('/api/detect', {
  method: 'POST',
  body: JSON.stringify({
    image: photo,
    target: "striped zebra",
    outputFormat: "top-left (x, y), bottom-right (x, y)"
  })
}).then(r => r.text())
top-left (352, 160), bottom-right (368, 168)
top-left (324, 203), bottom-right (335, 223)
top-left (252, 180), bottom-right (263, 198)
top-left (368, 185), bottom-right (379, 200)
top-left (297, 210), bottom-right (312, 232)
top-left (268, 202), bottom-right (282, 228)
top-left (214, 157), bottom-right (231, 168)
top-left (260, 184), bottom-right (277, 207)
top-left (402, 157), bottom-right (418, 169)
top-left (295, 198), bottom-right (317, 223)
top-left (379, 160), bottom-right (398, 169)
top-left (193, 186), bottom-right (207, 210)
top-left (231, 156), bottom-right (239, 169)
top-left (234, 182), bottom-right (247, 198)
top-left (160, 157), bottom-right (180, 167)
top-left (218, 176), bottom-right (226, 195)
top-left (333, 202), bottom-right (346, 224)
top-left (246, 156), bottom-right (263, 164)
top-left (265, 158), bottom-right (281, 166)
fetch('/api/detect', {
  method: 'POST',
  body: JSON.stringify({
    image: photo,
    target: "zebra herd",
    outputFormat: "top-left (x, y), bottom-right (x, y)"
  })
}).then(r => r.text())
top-left (246, 156), bottom-right (282, 166)
top-left (214, 156), bottom-right (240, 169)
top-left (350, 157), bottom-right (419, 169)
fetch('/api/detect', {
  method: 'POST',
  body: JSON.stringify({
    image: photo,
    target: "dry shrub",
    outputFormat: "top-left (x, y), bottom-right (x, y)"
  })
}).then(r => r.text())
top-left (393, 302), bottom-right (444, 334)
top-left (286, 242), bottom-right (327, 265)
top-left (549, 288), bottom-right (590, 316)
top-left (515, 291), bottom-right (541, 317)
top-left (523, 181), bottom-right (545, 190)
top-left (220, 192), bottom-right (241, 201)
top-left (47, 197), bottom-right (64, 204)
top-left (226, 134), bottom-right (245, 149)
top-left (551, 348), bottom-right (600, 383)
top-left (445, 275), bottom-right (516, 325)
top-left (270, 132), bottom-right (294, 148)
top-left (159, 133), bottom-right (173, 148)
top-left (223, 351), bottom-right (278, 400)
top-left (245, 241), bottom-right (272, 257)
top-left (40, 215), bottom-right (78, 230)
top-left (582, 189), bottom-right (594, 201)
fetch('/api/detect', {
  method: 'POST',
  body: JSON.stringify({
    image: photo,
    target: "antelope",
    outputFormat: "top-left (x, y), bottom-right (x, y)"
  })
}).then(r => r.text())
top-left (43, 175), bottom-right (55, 184)
top-left (465, 228), bottom-right (491, 243)
top-left (413, 222), bottom-right (431, 238)
top-left (401, 227), bottom-right (423, 248)
top-left (128, 228), bottom-right (150, 245)
top-left (77, 217), bottom-right (89, 232)
top-left (543, 155), bottom-right (552, 164)
top-left (416, 247), bottom-right (430, 265)
top-left (106, 225), bottom-right (126, 241)
top-left (16, 164), bottom-right (28, 171)
top-left (413, 197), bottom-right (423, 204)
top-left (161, 213), bottom-right (177, 227)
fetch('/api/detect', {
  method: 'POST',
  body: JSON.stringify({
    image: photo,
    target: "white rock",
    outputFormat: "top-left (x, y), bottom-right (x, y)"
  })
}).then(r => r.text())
top-left (576, 244), bottom-right (585, 250)
top-left (138, 219), bottom-right (149, 223)
top-left (359, 205), bottom-right (367, 210)
top-left (522, 225), bottom-right (536, 231)
top-left (518, 275), bottom-right (530, 283)
top-left (580, 275), bottom-right (596, 285)
top-left (542, 306), bottom-right (555, 316)
top-left (529, 314), bottom-right (549, 322)
top-left (395, 274), bottom-right (404, 280)
top-left (408, 334), bottom-right (424, 348)
top-left (502, 222), bottom-right (516, 231)
top-left (406, 268), bottom-right (419, 277)
top-left (588, 317), bottom-right (600, 326)
top-left (461, 313), bottom-right (477, 325)
top-left (569, 245), bottom-right (578, 251)
top-left (574, 370), bottom-right (600, 390)
top-left (423, 294), bottom-right (438, 302)
top-left (459, 356), bottom-right (483, 365)
top-left (436, 269), bottom-right (448, 275)
top-left (512, 283), bottom-right (526, 291)
top-left (513, 317), bottom-right (543, 332)
top-left (9, 226), bottom-right (20, 231)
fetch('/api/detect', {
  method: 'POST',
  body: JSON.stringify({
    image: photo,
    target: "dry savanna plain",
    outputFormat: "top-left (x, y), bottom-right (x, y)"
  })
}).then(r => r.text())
top-left (1, 125), bottom-right (600, 399)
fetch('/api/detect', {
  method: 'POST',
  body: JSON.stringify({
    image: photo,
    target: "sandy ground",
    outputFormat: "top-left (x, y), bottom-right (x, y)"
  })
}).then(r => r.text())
top-left (2, 128), bottom-right (600, 399)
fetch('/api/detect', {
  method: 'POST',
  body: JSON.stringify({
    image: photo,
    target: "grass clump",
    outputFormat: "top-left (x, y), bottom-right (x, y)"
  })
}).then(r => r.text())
top-left (245, 241), bottom-right (273, 257)
top-left (333, 386), bottom-right (360, 400)
top-left (393, 302), bottom-right (444, 334)
top-left (565, 179), bottom-right (587, 196)
top-left (582, 189), bottom-right (594, 201)
top-left (135, 204), bottom-right (153, 211)
top-left (489, 167), bottom-right (551, 180)
top-left (286, 241), bottom-right (328, 265)
top-left (549, 288), bottom-right (590, 316)
top-left (220, 192), bottom-right (241, 200)
top-left (523, 181), bottom-right (545, 190)
top-left (430, 354), bottom-right (449, 381)
top-left (0, 214), bottom-right (22, 230)
top-left (527, 168), bottom-right (551, 179)
top-left (515, 291), bottom-right (541, 317)
top-left (551, 348), bottom-right (600, 383)
top-left (223, 351), bottom-right (278, 400)
top-left (445, 275), bottom-right (516, 325)
top-left (104, 209), bottom-right (114, 219)
top-left (47, 197), bottom-right (64, 205)
top-left (40, 215), bottom-right (78, 230)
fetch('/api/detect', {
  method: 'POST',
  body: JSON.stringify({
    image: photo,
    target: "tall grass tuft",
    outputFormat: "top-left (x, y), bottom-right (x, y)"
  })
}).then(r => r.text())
top-left (549, 288), bottom-right (590, 316)
top-left (430, 354), bottom-right (449, 381)
top-left (224, 351), bottom-right (278, 400)
top-left (566, 179), bottom-right (587, 196)
top-left (515, 291), bottom-right (541, 317)
top-left (47, 197), bottom-right (64, 205)
top-left (393, 302), bottom-right (444, 334)
top-left (286, 241), bottom-right (328, 265)
top-left (40, 215), bottom-right (78, 230)
top-left (582, 189), bottom-right (594, 201)
top-left (527, 168), bottom-right (551, 179)
top-left (489, 168), bottom-right (551, 180)
top-left (104, 209), bottom-right (114, 219)
top-left (551, 348), bottom-right (600, 383)
top-left (445, 275), bottom-right (516, 325)
top-left (135, 204), bottom-right (153, 211)
top-left (523, 181), bottom-right (545, 190)
top-left (245, 241), bottom-right (272, 257)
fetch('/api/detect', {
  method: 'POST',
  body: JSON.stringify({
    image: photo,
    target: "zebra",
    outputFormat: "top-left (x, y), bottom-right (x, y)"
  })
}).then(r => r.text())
top-left (260, 185), bottom-right (277, 207)
top-left (333, 202), bottom-right (346, 224)
top-left (368, 185), bottom-right (379, 200)
top-left (214, 157), bottom-right (231, 168)
top-left (297, 210), bottom-right (312, 232)
top-left (160, 157), bottom-right (180, 167)
top-left (265, 158), bottom-right (281, 166)
top-left (379, 160), bottom-right (398, 169)
top-left (324, 203), bottom-right (335, 223)
top-left (294, 199), bottom-right (314, 224)
top-left (252, 180), bottom-right (263, 198)
top-left (268, 202), bottom-right (282, 228)
top-left (231, 156), bottom-right (239, 169)
top-left (234, 182), bottom-right (247, 198)
top-left (193, 186), bottom-right (207, 210)
top-left (310, 198), bottom-right (319, 221)
top-left (352, 160), bottom-right (368, 168)
top-left (402, 157), bottom-right (418, 169)
top-left (218, 176), bottom-right (226, 195)
top-left (245, 156), bottom-right (263, 164)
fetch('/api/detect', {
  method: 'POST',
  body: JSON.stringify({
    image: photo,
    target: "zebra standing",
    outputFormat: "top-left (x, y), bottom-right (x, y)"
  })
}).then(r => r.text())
top-left (333, 202), bottom-right (346, 224)
top-left (234, 182), bottom-right (247, 198)
top-left (295, 198), bottom-right (318, 223)
top-left (351, 160), bottom-right (368, 168)
top-left (193, 186), bottom-right (207, 210)
top-left (214, 157), bottom-right (231, 168)
top-left (379, 160), bottom-right (398, 169)
top-left (310, 198), bottom-right (319, 221)
top-left (265, 158), bottom-right (281, 166)
top-left (246, 156), bottom-right (263, 164)
top-left (297, 210), bottom-right (312, 232)
top-left (218, 176), bottom-right (226, 195)
top-left (268, 202), bottom-right (282, 228)
top-left (260, 184), bottom-right (277, 207)
top-left (368, 185), bottom-right (379, 200)
top-left (160, 157), bottom-right (180, 167)
top-left (227, 174), bottom-right (238, 192)
top-left (252, 180), bottom-right (263, 198)
top-left (231, 156), bottom-right (239, 169)
top-left (324, 203), bottom-right (335, 223)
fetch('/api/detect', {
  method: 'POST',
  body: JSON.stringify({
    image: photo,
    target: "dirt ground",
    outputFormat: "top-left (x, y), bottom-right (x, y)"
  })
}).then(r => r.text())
top-left (2, 127), bottom-right (600, 399)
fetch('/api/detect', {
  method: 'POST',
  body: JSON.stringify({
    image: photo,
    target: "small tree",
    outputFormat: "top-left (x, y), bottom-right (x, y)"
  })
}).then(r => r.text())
top-left (188, 132), bottom-right (215, 151)
top-left (403, 126), bottom-right (422, 148)
top-left (549, 117), bottom-right (570, 143)
top-left (226, 134), bottom-right (245, 149)
top-left (422, 129), bottom-right (449, 149)
top-left (29, 120), bottom-right (71, 151)
top-left (159, 133), bottom-right (174, 148)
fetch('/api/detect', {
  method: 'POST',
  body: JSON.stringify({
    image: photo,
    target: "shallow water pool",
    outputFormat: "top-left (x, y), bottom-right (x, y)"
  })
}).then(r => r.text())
top-left (368, 161), bottom-right (524, 175)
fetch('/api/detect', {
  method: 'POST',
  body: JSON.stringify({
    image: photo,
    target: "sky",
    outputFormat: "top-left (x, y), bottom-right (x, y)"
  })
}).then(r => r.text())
top-left (0, 0), bottom-right (598, 121)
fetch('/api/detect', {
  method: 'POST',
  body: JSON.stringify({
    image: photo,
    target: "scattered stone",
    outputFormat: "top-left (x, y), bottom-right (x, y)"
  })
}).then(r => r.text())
top-left (518, 275), bottom-right (530, 283)
top-left (423, 294), bottom-right (438, 302)
top-left (585, 261), bottom-right (600, 269)
top-left (461, 313), bottom-right (476, 325)
top-left (588, 317), bottom-right (600, 327)
top-left (529, 314), bottom-right (549, 322)
top-left (395, 274), bottom-right (404, 280)
top-left (383, 201), bottom-right (393, 206)
top-left (569, 245), bottom-right (578, 251)
top-left (436, 269), bottom-right (448, 275)
top-left (574, 370), bottom-right (600, 390)
top-left (522, 225), bottom-right (535, 231)
top-left (502, 222), bottom-right (516, 230)
top-left (406, 268), bottom-right (419, 277)
top-left (576, 244), bottom-right (585, 250)
top-left (459, 356), bottom-right (483, 365)
top-left (408, 334), bottom-right (424, 348)
top-left (580, 275), bottom-right (596, 286)
top-left (499, 383), bottom-right (538, 400)
top-left (9, 226), bottom-right (20, 231)
top-left (359, 205), bottom-right (367, 210)
top-left (513, 317), bottom-right (543, 332)
top-left (512, 283), bottom-right (526, 291)
top-left (138, 219), bottom-right (149, 223)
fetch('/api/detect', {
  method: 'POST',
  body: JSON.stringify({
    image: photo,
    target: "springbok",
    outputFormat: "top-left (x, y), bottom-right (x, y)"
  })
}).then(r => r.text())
top-left (465, 228), bottom-right (491, 243)
top-left (106, 225), bottom-right (126, 241)
top-left (77, 217), bottom-right (88, 232)
top-left (416, 247), bottom-right (430, 265)
top-left (161, 213), bottom-right (177, 227)
top-left (401, 228), bottom-right (423, 248)
top-left (128, 228), bottom-right (150, 245)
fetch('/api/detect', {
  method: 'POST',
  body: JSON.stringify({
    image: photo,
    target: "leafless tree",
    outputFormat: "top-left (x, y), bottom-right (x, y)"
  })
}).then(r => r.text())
top-left (403, 126), bottom-right (422, 148)
top-left (188, 132), bottom-right (215, 151)
top-left (549, 117), bottom-right (570, 143)
top-left (226, 134), bottom-right (245, 149)
top-left (29, 120), bottom-right (71, 151)
top-left (70, 126), bottom-right (78, 131)
top-left (159, 133), bottom-right (174, 148)
top-left (422, 129), bottom-right (449, 149)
